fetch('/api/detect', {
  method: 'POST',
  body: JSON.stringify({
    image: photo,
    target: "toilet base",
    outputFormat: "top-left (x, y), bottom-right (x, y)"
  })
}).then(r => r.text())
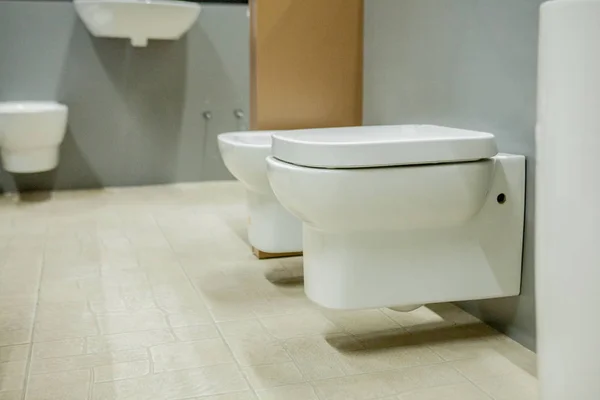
top-left (247, 190), bottom-right (303, 254)
top-left (2, 147), bottom-right (59, 173)
top-left (388, 305), bottom-right (423, 313)
top-left (303, 225), bottom-right (523, 309)
top-left (302, 154), bottom-right (526, 310)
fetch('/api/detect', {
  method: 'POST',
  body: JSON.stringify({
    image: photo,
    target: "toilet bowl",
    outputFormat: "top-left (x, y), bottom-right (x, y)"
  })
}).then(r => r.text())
top-left (218, 131), bottom-right (302, 254)
top-left (0, 102), bottom-right (68, 173)
top-left (266, 125), bottom-right (526, 310)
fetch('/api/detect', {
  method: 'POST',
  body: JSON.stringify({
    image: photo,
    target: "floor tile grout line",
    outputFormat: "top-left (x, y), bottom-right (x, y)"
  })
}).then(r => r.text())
top-left (447, 362), bottom-right (498, 400)
top-left (84, 299), bottom-right (103, 340)
top-left (22, 344), bottom-right (458, 380)
top-left (402, 381), bottom-right (496, 400)
top-left (310, 380), bottom-right (328, 400)
top-left (25, 356), bottom-right (153, 378)
top-left (152, 214), bottom-right (260, 398)
top-left (253, 315), bottom-right (312, 381)
top-left (20, 238), bottom-right (48, 400)
top-left (88, 368), bottom-right (95, 399)
top-left (174, 389), bottom-right (254, 400)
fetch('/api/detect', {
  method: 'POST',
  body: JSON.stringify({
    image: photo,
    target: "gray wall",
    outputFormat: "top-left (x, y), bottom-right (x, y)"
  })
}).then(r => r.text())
top-left (0, 1), bottom-right (248, 192)
top-left (364, 0), bottom-right (541, 350)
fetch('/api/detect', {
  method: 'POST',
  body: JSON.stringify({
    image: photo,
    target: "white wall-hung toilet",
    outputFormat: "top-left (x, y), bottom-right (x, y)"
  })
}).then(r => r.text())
top-left (0, 102), bottom-right (68, 173)
top-left (218, 131), bottom-right (302, 255)
top-left (266, 125), bottom-right (526, 310)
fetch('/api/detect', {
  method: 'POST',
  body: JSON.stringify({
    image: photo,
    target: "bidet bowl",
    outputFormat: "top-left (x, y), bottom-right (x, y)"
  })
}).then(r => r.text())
top-left (218, 131), bottom-right (274, 195)
top-left (0, 102), bottom-right (68, 173)
top-left (218, 131), bottom-right (303, 254)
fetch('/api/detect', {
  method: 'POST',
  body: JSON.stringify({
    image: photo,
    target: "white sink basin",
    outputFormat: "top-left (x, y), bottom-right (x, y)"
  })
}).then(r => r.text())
top-left (74, 0), bottom-right (201, 47)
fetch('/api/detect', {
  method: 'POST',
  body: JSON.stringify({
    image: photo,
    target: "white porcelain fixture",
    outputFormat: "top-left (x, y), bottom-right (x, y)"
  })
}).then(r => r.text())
top-left (74, 0), bottom-right (201, 47)
top-left (0, 102), bottom-right (68, 173)
top-left (218, 131), bottom-right (302, 254)
top-left (537, 1), bottom-right (600, 399)
top-left (266, 125), bottom-right (526, 310)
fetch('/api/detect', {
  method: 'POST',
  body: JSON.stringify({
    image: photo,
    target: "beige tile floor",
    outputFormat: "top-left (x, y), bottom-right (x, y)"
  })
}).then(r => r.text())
top-left (0, 182), bottom-right (538, 400)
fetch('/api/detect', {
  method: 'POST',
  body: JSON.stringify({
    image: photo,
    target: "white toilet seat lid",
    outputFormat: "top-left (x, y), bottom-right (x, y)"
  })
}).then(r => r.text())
top-left (271, 125), bottom-right (498, 168)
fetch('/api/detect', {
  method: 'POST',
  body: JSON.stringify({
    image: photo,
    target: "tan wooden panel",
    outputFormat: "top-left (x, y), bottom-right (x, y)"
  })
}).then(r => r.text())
top-left (252, 247), bottom-right (303, 260)
top-left (250, 0), bottom-right (363, 130)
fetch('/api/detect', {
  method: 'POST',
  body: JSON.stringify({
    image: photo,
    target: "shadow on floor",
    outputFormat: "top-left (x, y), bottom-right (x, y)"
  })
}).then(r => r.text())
top-left (264, 256), bottom-right (304, 286)
top-left (14, 190), bottom-right (53, 203)
top-left (347, 323), bottom-right (500, 350)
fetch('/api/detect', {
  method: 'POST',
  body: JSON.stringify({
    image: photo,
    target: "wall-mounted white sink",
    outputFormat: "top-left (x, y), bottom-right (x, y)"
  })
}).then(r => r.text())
top-left (74, 0), bottom-right (201, 47)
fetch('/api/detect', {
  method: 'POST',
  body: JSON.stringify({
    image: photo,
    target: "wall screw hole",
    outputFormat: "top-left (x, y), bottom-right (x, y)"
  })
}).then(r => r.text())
top-left (497, 193), bottom-right (507, 204)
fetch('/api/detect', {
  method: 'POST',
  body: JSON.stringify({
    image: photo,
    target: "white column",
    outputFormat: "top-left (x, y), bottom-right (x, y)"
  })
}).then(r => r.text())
top-left (537, 1), bottom-right (600, 399)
